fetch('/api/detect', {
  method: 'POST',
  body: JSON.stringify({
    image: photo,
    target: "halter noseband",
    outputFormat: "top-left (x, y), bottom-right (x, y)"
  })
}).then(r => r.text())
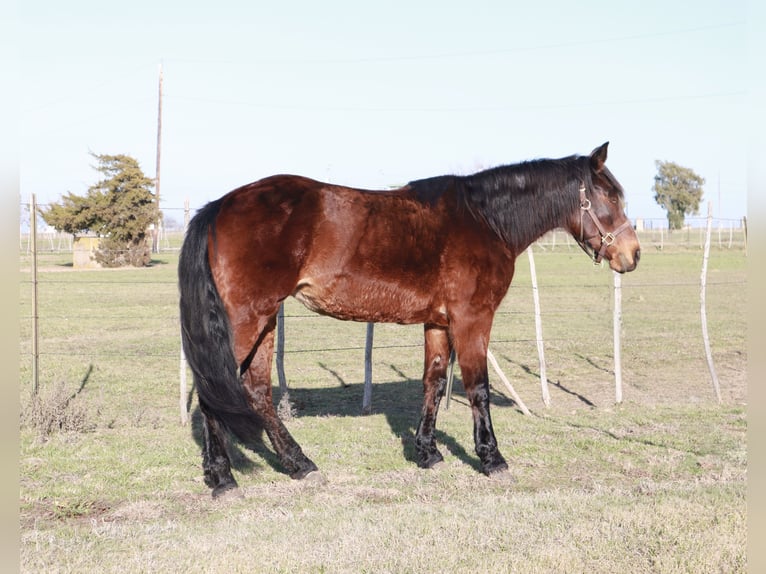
top-left (579, 183), bottom-right (631, 264)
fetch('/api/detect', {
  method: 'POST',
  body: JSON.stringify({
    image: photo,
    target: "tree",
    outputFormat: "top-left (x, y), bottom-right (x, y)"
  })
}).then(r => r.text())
top-left (652, 160), bottom-right (704, 230)
top-left (41, 153), bottom-right (156, 267)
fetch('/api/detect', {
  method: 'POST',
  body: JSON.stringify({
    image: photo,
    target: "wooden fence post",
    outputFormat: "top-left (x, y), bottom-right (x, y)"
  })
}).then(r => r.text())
top-left (183, 198), bottom-right (190, 232)
top-left (276, 303), bottom-right (287, 396)
top-left (526, 247), bottom-right (550, 407)
top-left (613, 270), bottom-right (623, 404)
top-left (362, 323), bottom-right (374, 414)
top-left (701, 202), bottom-right (722, 403)
top-left (30, 195), bottom-right (39, 397)
top-left (275, 303), bottom-right (296, 419)
top-left (444, 349), bottom-right (457, 410)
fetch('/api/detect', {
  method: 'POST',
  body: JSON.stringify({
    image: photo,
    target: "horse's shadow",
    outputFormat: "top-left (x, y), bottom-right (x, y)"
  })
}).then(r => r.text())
top-left (501, 354), bottom-right (596, 408)
top-left (188, 368), bottom-right (519, 476)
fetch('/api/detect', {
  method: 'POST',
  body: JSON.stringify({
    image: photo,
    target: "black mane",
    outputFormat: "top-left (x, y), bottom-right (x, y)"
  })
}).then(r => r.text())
top-left (408, 174), bottom-right (461, 206)
top-left (408, 155), bottom-right (595, 251)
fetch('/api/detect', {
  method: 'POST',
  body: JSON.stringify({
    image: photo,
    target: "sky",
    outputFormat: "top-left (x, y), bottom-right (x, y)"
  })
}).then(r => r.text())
top-left (16, 0), bottom-right (750, 228)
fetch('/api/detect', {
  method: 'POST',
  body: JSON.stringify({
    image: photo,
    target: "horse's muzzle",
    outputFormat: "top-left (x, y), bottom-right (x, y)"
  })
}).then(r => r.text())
top-left (611, 248), bottom-right (640, 273)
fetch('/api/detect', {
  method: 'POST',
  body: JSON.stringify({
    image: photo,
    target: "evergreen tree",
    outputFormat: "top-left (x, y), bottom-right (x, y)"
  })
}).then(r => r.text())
top-left (41, 153), bottom-right (156, 267)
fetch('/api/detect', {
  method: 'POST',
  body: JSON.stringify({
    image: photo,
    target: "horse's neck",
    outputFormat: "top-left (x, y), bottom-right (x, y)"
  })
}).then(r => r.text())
top-left (463, 170), bottom-right (578, 254)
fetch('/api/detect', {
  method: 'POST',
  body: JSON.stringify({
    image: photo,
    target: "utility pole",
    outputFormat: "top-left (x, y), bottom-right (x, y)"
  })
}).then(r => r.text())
top-left (153, 62), bottom-right (163, 253)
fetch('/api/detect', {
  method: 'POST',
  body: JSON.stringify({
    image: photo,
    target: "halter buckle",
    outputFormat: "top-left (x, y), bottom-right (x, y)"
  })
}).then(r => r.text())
top-left (602, 232), bottom-right (615, 246)
top-left (580, 198), bottom-right (591, 210)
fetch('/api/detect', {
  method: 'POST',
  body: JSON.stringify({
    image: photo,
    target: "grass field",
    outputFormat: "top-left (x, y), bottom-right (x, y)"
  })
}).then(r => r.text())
top-left (19, 241), bottom-right (747, 573)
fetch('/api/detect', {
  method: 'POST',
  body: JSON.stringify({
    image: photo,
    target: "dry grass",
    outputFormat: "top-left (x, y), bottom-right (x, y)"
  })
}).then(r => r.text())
top-left (19, 244), bottom-right (747, 572)
top-left (20, 412), bottom-right (746, 573)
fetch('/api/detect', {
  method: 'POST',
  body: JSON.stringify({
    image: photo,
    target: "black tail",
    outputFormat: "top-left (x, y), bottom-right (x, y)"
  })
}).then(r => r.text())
top-left (178, 199), bottom-right (264, 444)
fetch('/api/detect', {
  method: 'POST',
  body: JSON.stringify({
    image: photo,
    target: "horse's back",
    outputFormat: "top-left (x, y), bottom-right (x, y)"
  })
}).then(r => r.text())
top-left (208, 175), bottom-right (457, 323)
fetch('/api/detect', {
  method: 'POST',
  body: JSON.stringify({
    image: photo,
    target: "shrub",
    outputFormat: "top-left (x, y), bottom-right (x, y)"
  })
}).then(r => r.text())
top-left (94, 236), bottom-right (152, 268)
top-left (21, 382), bottom-right (98, 437)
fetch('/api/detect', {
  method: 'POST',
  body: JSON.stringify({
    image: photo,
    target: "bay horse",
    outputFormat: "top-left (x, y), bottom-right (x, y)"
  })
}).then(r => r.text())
top-left (178, 142), bottom-right (640, 497)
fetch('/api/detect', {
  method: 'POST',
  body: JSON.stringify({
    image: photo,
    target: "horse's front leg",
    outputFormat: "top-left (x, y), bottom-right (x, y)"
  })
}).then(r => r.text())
top-left (414, 325), bottom-right (451, 469)
top-left (453, 322), bottom-right (509, 476)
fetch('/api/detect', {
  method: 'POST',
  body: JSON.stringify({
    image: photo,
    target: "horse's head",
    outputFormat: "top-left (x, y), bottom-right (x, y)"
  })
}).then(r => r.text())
top-left (569, 142), bottom-right (640, 273)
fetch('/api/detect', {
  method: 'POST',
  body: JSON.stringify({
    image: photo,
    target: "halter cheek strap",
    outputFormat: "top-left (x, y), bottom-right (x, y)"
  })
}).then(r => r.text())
top-left (579, 183), bottom-right (632, 264)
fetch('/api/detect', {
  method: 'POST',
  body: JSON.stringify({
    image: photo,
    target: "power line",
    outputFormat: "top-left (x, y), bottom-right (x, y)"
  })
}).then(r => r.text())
top-left (164, 21), bottom-right (745, 66)
top-left (165, 89), bottom-right (745, 114)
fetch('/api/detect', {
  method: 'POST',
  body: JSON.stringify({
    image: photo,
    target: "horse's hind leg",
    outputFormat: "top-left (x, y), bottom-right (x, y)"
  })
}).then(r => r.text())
top-left (240, 316), bottom-right (319, 479)
top-left (414, 325), bottom-right (451, 469)
top-left (199, 400), bottom-right (239, 498)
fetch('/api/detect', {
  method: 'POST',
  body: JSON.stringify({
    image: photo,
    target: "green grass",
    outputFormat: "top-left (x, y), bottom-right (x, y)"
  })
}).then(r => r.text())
top-left (19, 244), bottom-right (746, 573)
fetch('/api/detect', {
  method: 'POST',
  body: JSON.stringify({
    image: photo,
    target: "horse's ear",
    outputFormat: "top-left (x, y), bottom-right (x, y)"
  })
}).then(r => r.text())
top-left (590, 142), bottom-right (609, 173)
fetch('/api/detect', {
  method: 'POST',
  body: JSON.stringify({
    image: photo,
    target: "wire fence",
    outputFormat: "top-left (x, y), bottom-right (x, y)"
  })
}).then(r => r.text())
top-left (18, 203), bottom-right (748, 418)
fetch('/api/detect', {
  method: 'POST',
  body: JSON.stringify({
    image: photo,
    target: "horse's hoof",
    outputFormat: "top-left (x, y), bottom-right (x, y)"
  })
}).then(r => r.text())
top-left (417, 449), bottom-right (445, 470)
top-left (289, 461), bottom-right (320, 481)
top-left (481, 454), bottom-right (509, 477)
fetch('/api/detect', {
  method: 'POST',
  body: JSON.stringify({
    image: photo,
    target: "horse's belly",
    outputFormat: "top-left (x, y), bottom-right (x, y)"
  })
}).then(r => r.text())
top-left (293, 278), bottom-right (444, 325)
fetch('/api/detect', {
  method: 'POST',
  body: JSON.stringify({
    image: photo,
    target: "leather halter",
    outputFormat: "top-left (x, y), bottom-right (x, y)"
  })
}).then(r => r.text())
top-left (578, 183), bottom-right (632, 264)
